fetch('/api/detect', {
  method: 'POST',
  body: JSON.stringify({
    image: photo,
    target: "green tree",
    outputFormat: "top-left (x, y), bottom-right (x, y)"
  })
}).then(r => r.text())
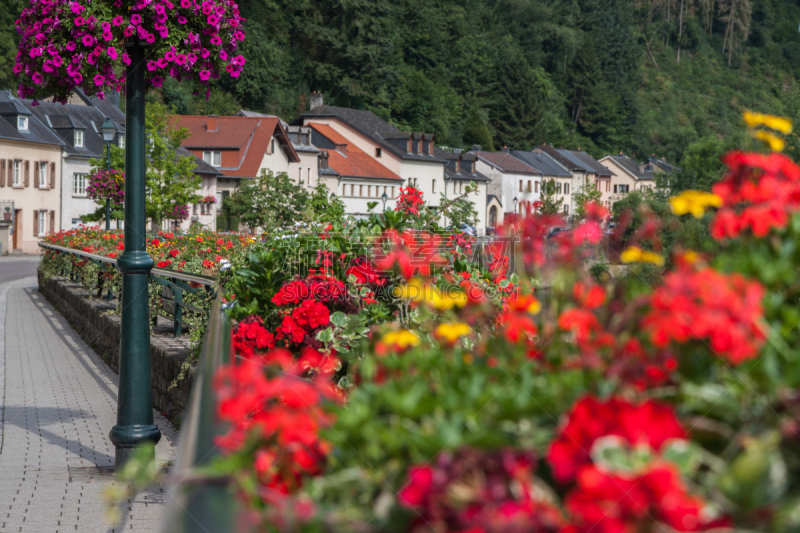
top-left (223, 170), bottom-right (310, 232)
top-left (440, 191), bottom-right (478, 228)
top-left (307, 181), bottom-right (346, 222)
top-left (537, 179), bottom-right (564, 215)
top-left (671, 136), bottom-right (730, 192)
top-left (146, 102), bottom-right (201, 227)
top-left (572, 176), bottom-right (604, 219)
top-left (462, 108), bottom-right (495, 151)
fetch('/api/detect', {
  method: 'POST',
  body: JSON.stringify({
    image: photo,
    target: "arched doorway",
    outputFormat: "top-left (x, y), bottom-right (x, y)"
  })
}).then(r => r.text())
top-left (489, 205), bottom-right (497, 228)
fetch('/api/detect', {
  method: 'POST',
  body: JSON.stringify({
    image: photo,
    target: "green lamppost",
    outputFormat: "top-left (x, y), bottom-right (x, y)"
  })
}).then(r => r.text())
top-left (108, 39), bottom-right (161, 468)
top-left (101, 116), bottom-right (116, 231)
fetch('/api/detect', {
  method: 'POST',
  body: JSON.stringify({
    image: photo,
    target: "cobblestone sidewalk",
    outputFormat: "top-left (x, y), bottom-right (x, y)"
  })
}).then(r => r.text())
top-left (0, 277), bottom-right (177, 532)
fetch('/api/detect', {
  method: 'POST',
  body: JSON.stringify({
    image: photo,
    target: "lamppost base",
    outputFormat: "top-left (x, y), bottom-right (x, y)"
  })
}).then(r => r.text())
top-left (109, 424), bottom-right (161, 469)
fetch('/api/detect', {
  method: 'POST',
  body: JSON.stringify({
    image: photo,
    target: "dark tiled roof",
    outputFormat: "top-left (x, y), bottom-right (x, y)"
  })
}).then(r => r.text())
top-left (567, 150), bottom-right (613, 177)
top-left (176, 147), bottom-right (224, 176)
top-left (536, 144), bottom-right (583, 171)
top-left (648, 155), bottom-right (681, 174)
top-left (510, 150), bottom-right (572, 177)
top-left (295, 105), bottom-right (445, 164)
top-left (308, 122), bottom-right (401, 181)
top-left (606, 155), bottom-right (655, 181)
top-left (0, 90), bottom-right (65, 148)
top-left (475, 151), bottom-right (541, 175)
top-left (17, 93), bottom-right (124, 157)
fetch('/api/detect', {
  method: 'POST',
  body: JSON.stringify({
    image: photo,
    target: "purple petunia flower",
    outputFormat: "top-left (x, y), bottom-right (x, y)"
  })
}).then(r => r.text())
top-left (165, 50), bottom-right (176, 61)
top-left (207, 14), bottom-right (219, 25)
top-left (198, 69), bottom-right (210, 81)
top-left (151, 75), bottom-right (163, 87)
top-left (130, 14), bottom-right (142, 25)
top-left (112, 16), bottom-right (124, 26)
top-left (232, 55), bottom-right (245, 66)
top-left (200, 48), bottom-right (210, 59)
top-left (107, 46), bottom-right (118, 60)
top-left (122, 51), bottom-right (131, 65)
top-left (178, 16), bottom-right (187, 24)
top-left (93, 74), bottom-right (105, 86)
top-left (81, 35), bottom-right (95, 47)
top-left (75, 16), bottom-right (85, 25)
top-left (175, 54), bottom-right (186, 65)
top-left (219, 50), bottom-right (227, 61)
top-left (210, 35), bottom-right (222, 46)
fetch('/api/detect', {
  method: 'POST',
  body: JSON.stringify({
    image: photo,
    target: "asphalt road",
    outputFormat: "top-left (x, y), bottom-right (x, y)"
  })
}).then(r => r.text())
top-left (0, 256), bottom-right (41, 284)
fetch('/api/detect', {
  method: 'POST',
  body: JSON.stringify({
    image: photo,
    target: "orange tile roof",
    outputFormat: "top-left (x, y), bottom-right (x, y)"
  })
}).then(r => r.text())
top-left (308, 123), bottom-right (401, 181)
top-left (171, 115), bottom-right (297, 178)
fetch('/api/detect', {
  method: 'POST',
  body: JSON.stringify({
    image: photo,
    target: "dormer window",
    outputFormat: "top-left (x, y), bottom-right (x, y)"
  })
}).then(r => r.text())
top-left (74, 130), bottom-right (85, 148)
top-left (203, 151), bottom-right (221, 167)
top-left (375, 148), bottom-right (382, 158)
top-left (17, 116), bottom-right (28, 131)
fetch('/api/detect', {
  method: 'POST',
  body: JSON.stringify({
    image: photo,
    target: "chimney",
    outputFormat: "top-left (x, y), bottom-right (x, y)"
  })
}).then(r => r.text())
top-left (319, 151), bottom-right (329, 170)
top-left (207, 115), bottom-right (218, 132)
top-left (310, 91), bottom-right (323, 110)
top-left (471, 144), bottom-right (481, 152)
top-left (639, 162), bottom-right (645, 174)
top-left (455, 160), bottom-right (461, 173)
top-left (335, 143), bottom-right (347, 154)
top-left (501, 146), bottom-right (510, 154)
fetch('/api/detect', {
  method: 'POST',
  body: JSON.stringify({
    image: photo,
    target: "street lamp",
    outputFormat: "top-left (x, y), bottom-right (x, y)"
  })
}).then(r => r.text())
top-left (381, 191), bottom-right (388, 212)
top-left (101, 116), bottom-right (115, 231)
top-left (513, 196), bottom-right (518, 214)
top-left (109, 40), bottom-right (161, 469)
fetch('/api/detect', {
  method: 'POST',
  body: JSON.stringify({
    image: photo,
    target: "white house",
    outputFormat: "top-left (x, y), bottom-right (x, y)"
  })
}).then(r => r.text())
top-left (474, 149), bottom-right (542, 217)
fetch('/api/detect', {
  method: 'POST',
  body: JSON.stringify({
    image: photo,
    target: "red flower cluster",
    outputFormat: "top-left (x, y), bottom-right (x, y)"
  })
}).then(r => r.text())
top-left (712, 151), bottom-right (800, 239)
top-left (232, 315), bottom-right (275, 359)
top-left (276, 299), bottom-right (331, 344)
top-left (563, 464), bottom-right (729, 533)
top-left (374, 229), bottom-right (449, 278)
top-left (643, 266), bottom-right (766, 364)
top-left (213, 352), bottom-right (339, 494)
top-left (344, 256), bottom-right (385, 286)
top-left (398, 447), bottom-right (563, 533)
top-left (271, 276), bottom-right (347, 306)
top-left (395, 186), bottom-right (425, 216)
top-left (547, 396), bottom-right (686, 484)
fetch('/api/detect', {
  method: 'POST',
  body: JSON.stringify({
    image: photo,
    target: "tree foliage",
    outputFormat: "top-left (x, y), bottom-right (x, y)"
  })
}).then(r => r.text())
top-left (3, 0), bottom-right (800, 163)
top-left (537, 179), bottom-right (564, 216)
top-left (222, 170), bottom-right (311, 232)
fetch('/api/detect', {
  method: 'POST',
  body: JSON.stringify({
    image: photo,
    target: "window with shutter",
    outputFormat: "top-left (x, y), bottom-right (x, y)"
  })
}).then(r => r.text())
top-left (0, 159), bottom-right (5, 187)
top-left (33, 210), bottom-right (38, 237)
top-left (38, 210), bottom-right (46, 236)
top-left (33, 162), bottom-right (40, 189)
top-left (50, 162), bottom-right (55, 189)
top-left (49, 210), bottom-right (55, 234)
top-left (24, 160), bottom-right (30, 187)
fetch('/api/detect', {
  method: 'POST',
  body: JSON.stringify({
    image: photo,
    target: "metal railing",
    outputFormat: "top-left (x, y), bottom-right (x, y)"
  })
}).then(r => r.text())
top-left (39, 242), bottom-right (217, 337)
top-left (160, 298), bottom-right (240, 532)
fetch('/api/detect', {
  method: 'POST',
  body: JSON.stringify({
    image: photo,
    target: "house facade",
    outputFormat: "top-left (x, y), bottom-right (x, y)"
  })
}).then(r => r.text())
top-left (20, 90), bottom-right (126, 229)
top-left (172, 114), bottom-right (300, 215)
top-left (510, 150), bottom-right (573, 216)
top-left (308, 122), bottom-right (402, 215)
top-left (474, 150), bottom-right (541, 218)
top-left (568, 149), bottom-right (615, 209)
top-left (291, 96), bottom-right (495, 229)
top-left (439, 151), bottom-right (492, 229)
top-left (0, 91), bottom-right (64, 253)
top-left (598, 154), bottom-right (655, 206)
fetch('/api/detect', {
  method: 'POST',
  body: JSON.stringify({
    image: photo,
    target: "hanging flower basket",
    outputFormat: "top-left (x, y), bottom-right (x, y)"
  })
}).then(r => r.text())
top-left (14, 0), bottom-right (246, 104)
top-left (201, 195), bottom-right (217, 204)
top-left (86, 168), bottom-right (125, 204)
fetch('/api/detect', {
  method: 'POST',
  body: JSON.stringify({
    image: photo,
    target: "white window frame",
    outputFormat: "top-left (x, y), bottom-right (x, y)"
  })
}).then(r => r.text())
top-left (73, 173), bottom-right (87, 196)
top-left (203, 151), bottom-right (221, 167)
top-left (38, 210), bottom-right (47, 236)
top-left (118, 135), bottom-right (125, 148)
top-left (74, 130), bottom-right (84, 148)
top-left (39, 162), bottom-right (47, 188)
top-left (12, 160), bottom-right (21, 186)
top-left (18, 116), bottom-right (28, 131)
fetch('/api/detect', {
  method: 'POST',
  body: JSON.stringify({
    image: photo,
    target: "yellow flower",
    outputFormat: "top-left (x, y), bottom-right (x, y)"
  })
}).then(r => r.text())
top-left (743, 111), bottom-right (793, 135)
top-left (682, 250), bottom-right (699, 264)
top-left (381, 329), bottom-right (420, 350)
top-left (435, 322), bottom-right (472, 343)
top-left (752, 130), bottom-right (786, 152)
top-left (669, 190), bottom-right (723, 218)
top-left (394, 278), bottom-right (467, 311)
top-left (620, 246), bottom-right (665, 266)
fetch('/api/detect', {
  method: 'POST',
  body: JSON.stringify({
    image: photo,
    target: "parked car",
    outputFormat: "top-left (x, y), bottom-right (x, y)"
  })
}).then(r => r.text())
top-left (546, 226), bottom-right (570, 239)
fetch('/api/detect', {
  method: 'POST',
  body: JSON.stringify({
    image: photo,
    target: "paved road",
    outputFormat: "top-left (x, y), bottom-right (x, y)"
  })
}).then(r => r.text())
top-left (0, 276), bottom-right (177, 532)
top-left (0, 257), bottom-right (41, 285)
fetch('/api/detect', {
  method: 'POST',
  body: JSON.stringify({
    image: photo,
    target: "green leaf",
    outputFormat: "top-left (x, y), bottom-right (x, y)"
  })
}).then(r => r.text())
top-left (330, 311), bottom-right (348, 328)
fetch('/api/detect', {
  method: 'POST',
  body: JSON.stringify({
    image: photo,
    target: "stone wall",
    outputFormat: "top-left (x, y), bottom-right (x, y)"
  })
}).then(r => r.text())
top-left (37, 270), bottom-right (194, 421)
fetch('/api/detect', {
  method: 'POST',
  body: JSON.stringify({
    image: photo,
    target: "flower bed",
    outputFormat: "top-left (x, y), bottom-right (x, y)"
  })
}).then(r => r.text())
top-left (205, 131), bottom-right (800, 530)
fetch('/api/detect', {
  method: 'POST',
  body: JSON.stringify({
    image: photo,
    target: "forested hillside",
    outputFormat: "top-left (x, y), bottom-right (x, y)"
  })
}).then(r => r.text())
top-left (3, 0), bottom-right (800, 164)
